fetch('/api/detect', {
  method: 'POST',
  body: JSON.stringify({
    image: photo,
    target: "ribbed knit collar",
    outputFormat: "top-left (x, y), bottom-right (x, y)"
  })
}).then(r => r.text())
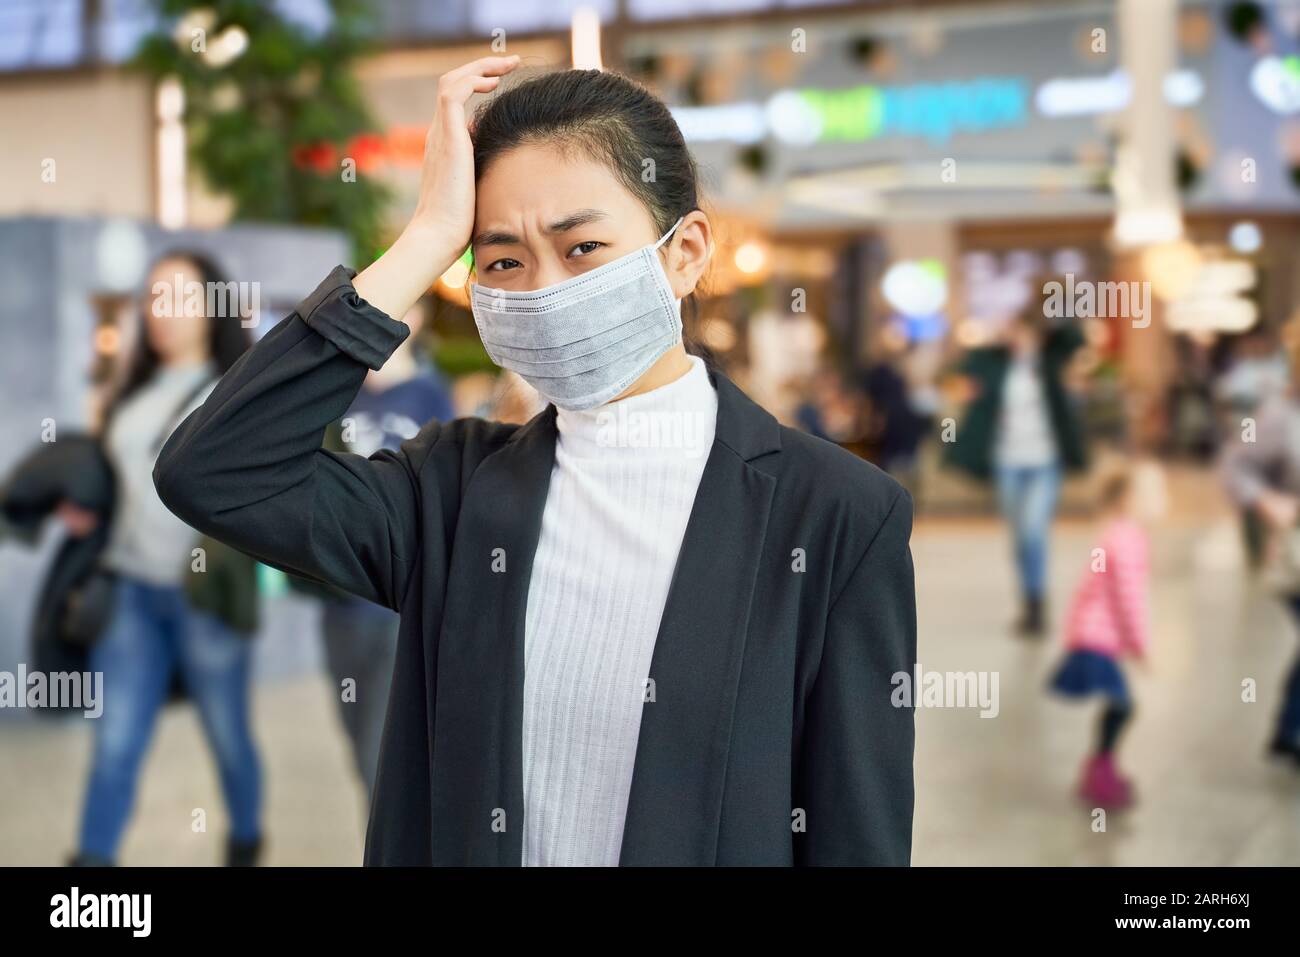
top-left (554, 355), bottom-right (718, 460)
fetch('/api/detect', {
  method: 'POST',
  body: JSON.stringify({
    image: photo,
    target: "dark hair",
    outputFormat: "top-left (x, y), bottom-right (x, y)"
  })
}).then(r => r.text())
top-left (471, 69), bottom-right (713, 363)
top-left (105, 249), bottom-right (251, 422)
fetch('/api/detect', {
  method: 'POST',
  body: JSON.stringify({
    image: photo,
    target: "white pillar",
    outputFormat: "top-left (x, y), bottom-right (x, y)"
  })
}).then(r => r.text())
top-left (1112, 0), bottom-right (1182, 248)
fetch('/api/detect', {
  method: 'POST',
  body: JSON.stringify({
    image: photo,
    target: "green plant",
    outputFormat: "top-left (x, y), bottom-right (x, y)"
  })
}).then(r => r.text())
top-left (134, 0), bottom-right (392, 264)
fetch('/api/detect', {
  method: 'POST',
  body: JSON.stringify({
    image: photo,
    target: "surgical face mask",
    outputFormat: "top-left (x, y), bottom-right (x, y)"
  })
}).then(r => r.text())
top-left (470, 217), bottom-right (685, 411)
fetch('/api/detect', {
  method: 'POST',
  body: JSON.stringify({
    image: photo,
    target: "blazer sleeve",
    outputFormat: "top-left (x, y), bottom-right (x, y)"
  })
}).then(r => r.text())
top-left (796, 488), bottom-right (917, 866)
top-left (154, 266), bottom-right (430, 611)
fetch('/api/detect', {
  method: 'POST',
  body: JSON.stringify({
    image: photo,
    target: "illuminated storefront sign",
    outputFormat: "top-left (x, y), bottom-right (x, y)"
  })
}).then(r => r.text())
top-left (291, 127), bottom-right (426, 173)
top-left (674, 76), bottom-right (1029, 146)
top-left (674, 67), bottom-right (1208, 146)
top-left (773, 78), bottom-right (1028, 144)
top-left (1034, 68), bottom-right (1203, 117)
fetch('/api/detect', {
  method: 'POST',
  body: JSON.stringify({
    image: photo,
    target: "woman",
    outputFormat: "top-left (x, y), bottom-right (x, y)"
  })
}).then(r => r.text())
top-left (946, 297), bottom-right (1086, 637)
top-left (156, 58), bottom-right (916, 866)
top-left (70, 251), bottom-right (261, 866)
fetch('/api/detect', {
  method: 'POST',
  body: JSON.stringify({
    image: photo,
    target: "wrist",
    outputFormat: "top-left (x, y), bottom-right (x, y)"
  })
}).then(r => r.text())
top-left (400, 217), bottom-right (465, 277)
top-left (353, 218), bottom-right (468, 323)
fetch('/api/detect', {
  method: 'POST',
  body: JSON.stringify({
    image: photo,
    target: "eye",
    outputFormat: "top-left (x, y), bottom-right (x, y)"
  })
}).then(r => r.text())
top-left (485, 258), bottom-right (522, 272)
top-left (568, 241), bottom-right (604, 259)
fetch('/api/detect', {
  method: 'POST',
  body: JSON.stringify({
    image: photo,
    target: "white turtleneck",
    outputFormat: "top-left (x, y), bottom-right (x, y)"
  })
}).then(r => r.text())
top-left (521, 354), bottom-right (719, 867)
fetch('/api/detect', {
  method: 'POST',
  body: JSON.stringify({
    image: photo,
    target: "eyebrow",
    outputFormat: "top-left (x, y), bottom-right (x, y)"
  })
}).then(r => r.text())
top-left (472, 208), bottom-right (609, 247)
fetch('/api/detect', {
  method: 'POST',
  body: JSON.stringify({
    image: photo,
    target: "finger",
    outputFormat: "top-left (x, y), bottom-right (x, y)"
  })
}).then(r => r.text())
top-left (469, 74), bottom-right (505, 93)
top-left (440, 73), bottom-right (504, 116)
top-left (477, 54), bottom-right (521, 78)
top-left (441, 55), bottom-right (520, 87)
top-left (446, 73), bottom-right (504, 102)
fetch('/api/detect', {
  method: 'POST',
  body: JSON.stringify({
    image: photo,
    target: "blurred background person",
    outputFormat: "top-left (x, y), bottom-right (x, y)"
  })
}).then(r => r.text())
top-left (68, 251), bottom-right (260, 866)
top-left (794, 365), bottom-right (855, 443)
top-left (1048, 467), bottom-right (1150, 809)
top-left (1215, 328), bottom-right (1291, 571)
top-left (945, 289), bottom-right (1088, 637)
top-left (860, 328), bottom-right (932, 500)
top-left (1220, 331), bottom-right (1300, 767)
top-left (1167, 335), bottom-right (1220, 461)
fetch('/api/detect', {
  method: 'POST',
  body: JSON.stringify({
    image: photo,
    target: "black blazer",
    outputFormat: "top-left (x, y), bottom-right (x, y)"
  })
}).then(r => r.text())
top-left (155, 267), bottom-right (917, 866)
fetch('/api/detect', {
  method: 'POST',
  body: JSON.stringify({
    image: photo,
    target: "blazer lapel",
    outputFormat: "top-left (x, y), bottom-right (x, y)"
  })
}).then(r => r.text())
top-left (619, 372), bottom-right (781, 865)
top-left (429, 406), bottom-right (557, 866)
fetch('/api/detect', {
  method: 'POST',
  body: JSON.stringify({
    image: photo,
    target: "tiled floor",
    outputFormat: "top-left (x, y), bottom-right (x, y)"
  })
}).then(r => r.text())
top-left (2, 479), bottom-right (1298, 865)
top-left (911, 511), bottom-right (1300, 865)
top-left (0, 678), bottom-right (367, 867)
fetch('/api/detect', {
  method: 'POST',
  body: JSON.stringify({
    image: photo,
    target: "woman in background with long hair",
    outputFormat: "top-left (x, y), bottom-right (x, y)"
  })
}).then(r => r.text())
top-left (67, 251), bottom-right (260, 866)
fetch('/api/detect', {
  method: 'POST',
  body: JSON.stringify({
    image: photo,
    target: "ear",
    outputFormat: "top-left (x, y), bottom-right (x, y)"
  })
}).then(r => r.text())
top-left (662, 210), bottom-right (712, 300)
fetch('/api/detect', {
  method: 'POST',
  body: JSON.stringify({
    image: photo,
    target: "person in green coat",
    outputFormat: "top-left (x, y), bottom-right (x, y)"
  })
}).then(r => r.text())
top-left (946, 300), bottom-right (1088, 636)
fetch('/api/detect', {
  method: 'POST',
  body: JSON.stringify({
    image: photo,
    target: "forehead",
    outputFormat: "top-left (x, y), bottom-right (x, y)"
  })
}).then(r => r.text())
top-left (475, 142), bottom-right (644, 222)
top-left (149, 257), bottom-right (202, 282)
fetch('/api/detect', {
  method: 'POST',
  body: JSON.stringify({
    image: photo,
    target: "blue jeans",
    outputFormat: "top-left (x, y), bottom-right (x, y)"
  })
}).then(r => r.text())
top-left (78, 578), bottom-right (261, 860)
top-left (994, 463), bottom-right (1061, 600)
top-left (321, 601), bottom-right (399, 800)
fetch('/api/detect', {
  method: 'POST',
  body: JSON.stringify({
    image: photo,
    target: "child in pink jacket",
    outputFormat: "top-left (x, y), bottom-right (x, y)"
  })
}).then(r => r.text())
top-left (1048, 468), bottom-right (1149, 809)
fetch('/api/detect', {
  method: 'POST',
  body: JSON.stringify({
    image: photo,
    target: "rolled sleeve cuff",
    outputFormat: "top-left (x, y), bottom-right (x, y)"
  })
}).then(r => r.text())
top-left (297, 265), bottom-right (410, 370)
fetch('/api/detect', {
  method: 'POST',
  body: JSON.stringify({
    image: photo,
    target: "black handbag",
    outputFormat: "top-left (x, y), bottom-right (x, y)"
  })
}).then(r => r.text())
top-left (59, 568), bottom-right (118, 648)
top-left (57, 376), bottom-right (216, 648)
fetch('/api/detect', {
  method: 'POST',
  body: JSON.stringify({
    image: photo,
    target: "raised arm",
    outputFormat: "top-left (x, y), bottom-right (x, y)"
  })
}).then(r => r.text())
top-left (154, 275), bottom-right (423, 609)
top-left (155, 55), bottom-right (522, 609)
top-left (352, 54), bottom-right (520, 322)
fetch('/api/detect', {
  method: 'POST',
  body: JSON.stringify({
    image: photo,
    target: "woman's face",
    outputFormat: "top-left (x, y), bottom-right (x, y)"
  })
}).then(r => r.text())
top-left (471, 142), bottom-right (710, 296)
top-left (143, 256), bottom-right (211, 364)
top-left (1009, 320), bottom-right (1042, 356)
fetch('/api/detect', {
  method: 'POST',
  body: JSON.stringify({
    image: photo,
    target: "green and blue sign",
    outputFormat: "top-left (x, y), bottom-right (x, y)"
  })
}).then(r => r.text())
top-left (780, 77), bottom-right (1029, 144)
top-left (673, 75), bottom-right (1031, 146)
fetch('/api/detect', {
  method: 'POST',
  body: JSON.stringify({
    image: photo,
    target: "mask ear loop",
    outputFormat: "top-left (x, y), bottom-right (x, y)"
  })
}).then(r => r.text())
top-left (653, 217), bottom-right (688, 312)
top-left (652, 216), bottom-right (687, 281)
top-left (653, 216), bottom-right (686, 251)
